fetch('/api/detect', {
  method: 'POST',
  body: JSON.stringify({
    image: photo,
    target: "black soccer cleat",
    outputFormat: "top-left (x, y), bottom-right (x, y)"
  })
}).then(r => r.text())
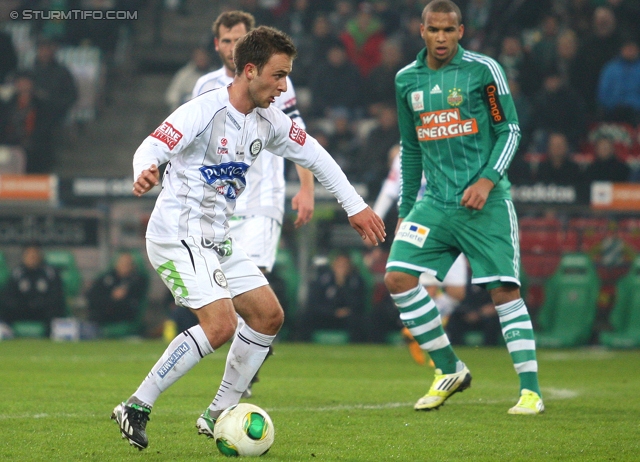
top-left (111, 402), bottom-right (151, 450)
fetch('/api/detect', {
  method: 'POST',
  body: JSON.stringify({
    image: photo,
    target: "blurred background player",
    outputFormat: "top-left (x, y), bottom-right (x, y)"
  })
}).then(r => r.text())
top-left (191, 10), bottom-right (315, 398)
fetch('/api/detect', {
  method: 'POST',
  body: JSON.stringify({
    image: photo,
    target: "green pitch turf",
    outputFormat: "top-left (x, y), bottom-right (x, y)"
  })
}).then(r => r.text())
top-left (0, 340), bottom-right (638, 461)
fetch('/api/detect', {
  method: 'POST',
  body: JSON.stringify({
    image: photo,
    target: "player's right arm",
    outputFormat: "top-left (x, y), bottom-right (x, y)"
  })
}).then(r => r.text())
top-left (395, 73), bottom-right (423, 218)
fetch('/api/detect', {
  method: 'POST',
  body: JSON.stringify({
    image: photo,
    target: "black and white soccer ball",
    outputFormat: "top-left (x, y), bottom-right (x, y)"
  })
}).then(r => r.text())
top-left (213, 403), bottom-right (275, 457)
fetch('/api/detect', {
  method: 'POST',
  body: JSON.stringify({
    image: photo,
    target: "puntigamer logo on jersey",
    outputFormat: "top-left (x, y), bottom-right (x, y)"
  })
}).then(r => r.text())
top-left (151, 121), bottom-right (183, 150)
top-left (416, 108), bottom-right (478, 141)
top-left (395, 221), bottom-right (430, 248)
top-left (199, 161), bottom-right (249, 200)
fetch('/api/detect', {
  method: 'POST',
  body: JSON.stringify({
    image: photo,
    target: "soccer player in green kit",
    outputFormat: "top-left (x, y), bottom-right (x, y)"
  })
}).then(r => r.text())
top-left (384, 0), bottom-right (544, 415)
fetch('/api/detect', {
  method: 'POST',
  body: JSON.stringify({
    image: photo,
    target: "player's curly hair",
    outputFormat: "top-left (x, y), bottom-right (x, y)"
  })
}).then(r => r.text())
top-left (212, 10), bottom-right (255, 38)
top-left (233, 26), bottom-right (297, 76)
top-left (422, 0), bottom-right (463, 25)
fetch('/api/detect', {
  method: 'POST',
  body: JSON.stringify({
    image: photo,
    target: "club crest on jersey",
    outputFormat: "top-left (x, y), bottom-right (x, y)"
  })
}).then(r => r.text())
top-left (395, 221), bottom-right (430, 248)
top-left (447, 88), bottom-right (464, 107)
top-left (411, 91), bottom-right (425, 111)
top-left (217, 136), bottom-right (229, 155)
top-left (289, 121), bottom-right (306, 146)
top-left (249, 139), bottom-right (263, 156)
top-left (151, 121), bottom-right (183, 150)
top-left (199, 161), bottom-right (249, 200)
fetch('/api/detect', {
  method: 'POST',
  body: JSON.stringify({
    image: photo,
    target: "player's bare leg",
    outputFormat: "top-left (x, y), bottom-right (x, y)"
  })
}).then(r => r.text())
top-left (113, 298), bottom-right (235, 449)
top-left (197, 285), bottom-right (283, 437)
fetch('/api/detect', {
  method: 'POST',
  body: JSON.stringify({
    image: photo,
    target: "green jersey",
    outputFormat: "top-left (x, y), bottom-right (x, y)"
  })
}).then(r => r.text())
top-left (395, 45), bottom-right (521, 216)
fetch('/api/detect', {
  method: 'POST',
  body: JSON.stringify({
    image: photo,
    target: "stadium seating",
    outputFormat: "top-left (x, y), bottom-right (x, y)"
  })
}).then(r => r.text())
top-left (536, 253), bottom-right (600, 347)
top-left (599, 256), bottom-right (640, 348)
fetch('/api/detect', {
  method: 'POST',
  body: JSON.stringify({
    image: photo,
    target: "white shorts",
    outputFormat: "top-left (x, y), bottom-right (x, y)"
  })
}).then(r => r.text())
top-left (147, 237), bottom-right (268, 309)
top-left (229, 215), bottom-right (282, 273)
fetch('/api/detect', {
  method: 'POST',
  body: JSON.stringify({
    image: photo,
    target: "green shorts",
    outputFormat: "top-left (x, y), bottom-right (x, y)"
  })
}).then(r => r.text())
top-left (386, 199), bottom-right (521, 288)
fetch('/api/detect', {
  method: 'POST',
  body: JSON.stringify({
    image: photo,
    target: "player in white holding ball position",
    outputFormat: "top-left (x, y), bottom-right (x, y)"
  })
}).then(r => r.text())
top-left (111, 25), bottom-right (385, 451)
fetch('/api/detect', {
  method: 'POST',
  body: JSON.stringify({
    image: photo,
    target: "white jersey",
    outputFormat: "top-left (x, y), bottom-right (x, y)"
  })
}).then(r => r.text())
top-left (192, 69), bottom-right (304, 222)
top-left (133, 86), bottom-right (365, 244)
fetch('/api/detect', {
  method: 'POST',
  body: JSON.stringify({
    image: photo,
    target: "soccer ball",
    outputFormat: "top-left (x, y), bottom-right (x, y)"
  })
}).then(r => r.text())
top-left (213, 403), bottom-right (275, 457)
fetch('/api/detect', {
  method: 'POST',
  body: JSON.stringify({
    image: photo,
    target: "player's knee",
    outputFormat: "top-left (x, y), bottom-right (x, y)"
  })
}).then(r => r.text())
top-left (200, 314), bottom-right (237, 347)
top-left (262, 303), bottom-right (285, 332)
top-left (384, 271), bottom-right (418, 294)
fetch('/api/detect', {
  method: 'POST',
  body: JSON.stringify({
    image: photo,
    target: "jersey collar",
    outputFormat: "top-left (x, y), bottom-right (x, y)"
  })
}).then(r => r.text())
top-left (416, 44), bottom-right (465, 72)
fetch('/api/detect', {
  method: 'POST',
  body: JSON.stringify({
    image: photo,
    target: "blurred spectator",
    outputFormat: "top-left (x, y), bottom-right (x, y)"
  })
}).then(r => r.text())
top-left (532, 132), bottom-right (582, 186)
top-left (583, 135), bottom-right (631, 185)
top-left (32, 37), bottom-right (77, 127)
top-left (528, 13), bottom-right (561, 78)
top-left (463, 0), bottom-right (492, 51)
top-left (329, 0), bottom-right (356, 34)
top-left (308, 40), bottom-right (362, 118)
top-left (298, 251), bottom-right (368, 343)
top-left (165, 47), bottom-right (213, 111)
top-left (530, 73), bottom-right (587, 151)
top-left (597, 40), bottom-right (640, 125)
top-left (276, 0), bottom-right (315, 46)
top-left (363, 38), bottom-right (403, 114)
top-left (86, 252), bottom-right (149, 328)
top-left (351, 103), bottom-right (400, 197)
top-left (0, 245), bottom-right (66, 334)
top-left (497, 35), bottom-right (526, 83)
top-left (371, 0), bottom-right (401, 36)
top-left (0, 30), bottom-right (17, 84)
top-left (339, 1), bottom-right (386, 78)
top-left (0, 72), bottom-right (56, 173)
top-left (565, 0), bottom-right (594, 36)
top-left (605, 0), bottom-right (640, 43)
top-left (554, 29), bottom-right (581, 87)
top-left (293, 14), bottom-right (339, 87)
top-left (574, 6), bottom-right (622, 114)
top-left (323, 108), bottom-right (359, 173)
top-left (397, 14), bottom-right (425, 64)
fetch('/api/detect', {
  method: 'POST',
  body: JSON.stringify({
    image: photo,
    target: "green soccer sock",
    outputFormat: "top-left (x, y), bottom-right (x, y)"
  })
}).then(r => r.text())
top-left (392, 285), bottom-right (459, 374)
top-left (496, 298), bottom-right (542, 396)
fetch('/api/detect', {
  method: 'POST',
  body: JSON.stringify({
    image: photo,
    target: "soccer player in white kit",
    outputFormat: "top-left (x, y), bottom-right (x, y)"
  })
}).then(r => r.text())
top-left (111, 26), bottom-right (386, 450)
top-left (192, 11), bottom-right (314, 400)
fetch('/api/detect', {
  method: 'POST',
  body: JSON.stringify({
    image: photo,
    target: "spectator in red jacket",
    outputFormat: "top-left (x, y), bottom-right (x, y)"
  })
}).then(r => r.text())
top-left (339, 2), bottom-right (386, 78)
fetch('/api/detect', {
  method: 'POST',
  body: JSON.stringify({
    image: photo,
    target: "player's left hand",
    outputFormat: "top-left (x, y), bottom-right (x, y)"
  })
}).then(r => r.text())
top-left (291, 187), bottom-right (314, 228)
top-left (348, 207), bottom-right (386, 246)
top-left (461, 178), bottom-right (494, 210)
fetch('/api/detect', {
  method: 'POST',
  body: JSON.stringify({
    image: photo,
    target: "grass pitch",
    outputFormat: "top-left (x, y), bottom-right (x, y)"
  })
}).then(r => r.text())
top-left (0, 340), bottom-right (638, 461)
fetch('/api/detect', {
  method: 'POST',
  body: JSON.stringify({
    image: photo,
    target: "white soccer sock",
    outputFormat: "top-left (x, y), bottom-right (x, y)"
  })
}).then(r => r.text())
top-left (208, 324), bottom-right (275, 415)
top-left (130, 325), bottom-right (214, 407)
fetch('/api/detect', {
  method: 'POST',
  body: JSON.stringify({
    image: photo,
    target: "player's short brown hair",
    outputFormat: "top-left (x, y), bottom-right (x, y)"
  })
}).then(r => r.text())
top-left (234, 26), bottom-right (297, 76)
top-left (422, 0), bottom-right (463, 25)
top-left (212, 10), bottom-right (255, 38)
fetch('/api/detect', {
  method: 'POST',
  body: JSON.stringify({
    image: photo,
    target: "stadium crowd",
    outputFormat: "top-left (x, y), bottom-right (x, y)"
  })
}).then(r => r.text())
top-left (1, 0), bottom-right (640, 344)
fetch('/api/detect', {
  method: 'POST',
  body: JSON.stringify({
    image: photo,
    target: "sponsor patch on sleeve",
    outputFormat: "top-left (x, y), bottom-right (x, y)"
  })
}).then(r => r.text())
top-left (484, 83), bottom-right (505, 124)
top-left (395, 221), bottom-right (430, 248)
top-left (289, 121), bottom-right (307, 146)
top-left (151, 121), bottom-right (183, 150)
